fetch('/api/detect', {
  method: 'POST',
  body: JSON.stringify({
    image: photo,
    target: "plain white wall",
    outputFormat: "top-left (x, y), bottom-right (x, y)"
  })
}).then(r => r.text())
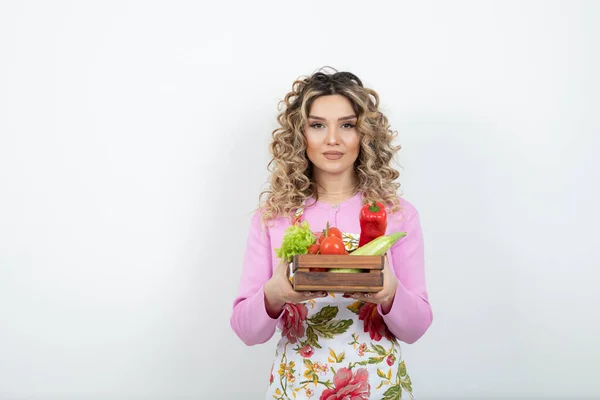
top-left (1, 1), bottom-right (598, 399)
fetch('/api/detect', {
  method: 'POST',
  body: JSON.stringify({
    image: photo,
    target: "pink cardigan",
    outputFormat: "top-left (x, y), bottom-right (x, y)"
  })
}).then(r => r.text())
top-left (230, 192), bottom-right (433, 346)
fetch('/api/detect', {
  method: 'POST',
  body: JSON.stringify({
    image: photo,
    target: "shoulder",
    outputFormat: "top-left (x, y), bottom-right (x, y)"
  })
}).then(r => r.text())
top-left (388, 196), bottom-right (420, 227)
top-left (249, 206), bottom-right (292, 233)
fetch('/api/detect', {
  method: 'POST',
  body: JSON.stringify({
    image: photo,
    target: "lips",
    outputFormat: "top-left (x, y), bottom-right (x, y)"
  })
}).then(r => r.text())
top-left (323, 151), bottom-right (344, 160)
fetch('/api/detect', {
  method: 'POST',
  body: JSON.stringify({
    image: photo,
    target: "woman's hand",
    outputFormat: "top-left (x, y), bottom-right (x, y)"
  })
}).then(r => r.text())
top-left (344, 255), bottom-right (398, 314)
top-left (264, 260), bottom-right (327, 318)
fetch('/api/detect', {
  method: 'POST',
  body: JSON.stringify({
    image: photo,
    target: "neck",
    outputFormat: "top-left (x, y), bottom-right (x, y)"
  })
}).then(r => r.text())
top-left (313, 172), bottom-right (358, 205)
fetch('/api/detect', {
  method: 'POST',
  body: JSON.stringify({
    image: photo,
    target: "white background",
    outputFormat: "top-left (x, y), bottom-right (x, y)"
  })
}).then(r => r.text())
top-left (1, 1), bottom-right (599, 399)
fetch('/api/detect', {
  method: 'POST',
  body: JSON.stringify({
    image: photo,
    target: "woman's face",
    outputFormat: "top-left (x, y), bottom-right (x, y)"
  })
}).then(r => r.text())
top-left (303, 94), bottom-right (360, 178)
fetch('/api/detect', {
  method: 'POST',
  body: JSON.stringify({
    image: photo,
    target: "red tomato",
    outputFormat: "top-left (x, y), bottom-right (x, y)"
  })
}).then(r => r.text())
top-left (318, 226), bottom-right (343, 244)
top-left (319, 237), bottom-right (347, 255)
top-left (318, 234), bottom-right (326, 245)
top-left (326, 227), bottom-right (343, 240)
top-left (307, 243), bottom-right (320, 254)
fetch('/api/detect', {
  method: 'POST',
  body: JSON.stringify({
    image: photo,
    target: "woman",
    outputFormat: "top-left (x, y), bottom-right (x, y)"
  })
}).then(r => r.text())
top-left (230, 67), bottom-right (433, 399)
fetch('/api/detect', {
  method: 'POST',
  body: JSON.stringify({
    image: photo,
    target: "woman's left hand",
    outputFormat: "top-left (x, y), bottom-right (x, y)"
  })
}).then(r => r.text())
top-left (344, 255), bottom-right (397, 313)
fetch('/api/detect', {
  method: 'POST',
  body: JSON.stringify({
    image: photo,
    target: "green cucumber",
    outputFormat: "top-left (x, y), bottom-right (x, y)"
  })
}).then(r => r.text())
top-left (329, 232), bottom-right (407, 273)
top-left (349, 232), bottom-right (407, 256)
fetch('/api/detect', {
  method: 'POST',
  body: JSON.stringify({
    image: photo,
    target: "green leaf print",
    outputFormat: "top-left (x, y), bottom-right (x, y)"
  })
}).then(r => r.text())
top-left (371, 343), bottom-right (387, 356)
top-left (400, 374), bottom-right (413, 392)
top-left (398, 360), bottom-right (407, 377)
top-left (346, 301), bottom-right (364, 315)
top-left (306, 326), bottom-right (321, 349)
top-left (311, 319), bottom-right (353, 338)
top-left (367, 356), bottom-right (384, 364)
top-left (308, 305), bottom-right (338, 324)
top-left (382, 385), bottom-right (401, 399)
top-left (302, 306), bottom-right (353, 349)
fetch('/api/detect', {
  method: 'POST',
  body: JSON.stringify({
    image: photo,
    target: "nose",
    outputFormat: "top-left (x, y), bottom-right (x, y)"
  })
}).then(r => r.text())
top-left (326, 125), bottom-right (340, 145)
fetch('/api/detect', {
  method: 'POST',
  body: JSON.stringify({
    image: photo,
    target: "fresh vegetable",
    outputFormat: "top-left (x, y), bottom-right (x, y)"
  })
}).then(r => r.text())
top-left (330, 232), bottom-right (407, 273)
top-left (307, 243), bottom-right (320, 254)
top-left (351, 232), bottom-right (407, 256)
top-left (326, 227), bottom-right (343, 240)
top-left (328, 268), bottom-right (361, 274)
top-left (320, 236), bottom-right (347, 255)
top-left (274, 221), bottom-right (316, 262)
top-left (358, 201), bottom-right (387, 247)
top-left (318, 222), bottom-right (342, 244)
top-left (310, 223), bottom-right (345, 271)
top-left (307, 241), bottom-right (326, 271)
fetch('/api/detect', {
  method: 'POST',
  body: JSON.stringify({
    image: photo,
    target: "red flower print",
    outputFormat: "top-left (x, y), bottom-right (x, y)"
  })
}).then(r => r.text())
top-left (299, 344), bottom-right (314, 358)
top-left (319, 367), bottom-right (370, 400)
top-left (386, 354), bottom-right (396, 366)
top-left (358, 302), bottom-right (393, 341)
top-left (282, 303), bottom-right (309, 343)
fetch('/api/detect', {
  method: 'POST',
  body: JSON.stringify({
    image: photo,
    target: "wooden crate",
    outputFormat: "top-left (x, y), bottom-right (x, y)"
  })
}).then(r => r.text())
top-left (290, 254), bottom-right (384, 293)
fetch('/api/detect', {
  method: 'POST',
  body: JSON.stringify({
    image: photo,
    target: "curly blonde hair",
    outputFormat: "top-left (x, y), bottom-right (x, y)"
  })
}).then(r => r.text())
top-left (256, 66), bottom-right (404, 227)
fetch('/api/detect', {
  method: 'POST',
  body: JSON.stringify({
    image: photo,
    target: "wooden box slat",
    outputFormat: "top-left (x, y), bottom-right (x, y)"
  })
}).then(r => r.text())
top-left (292, 254), bottom-right (383, 270)
top-left (292, 271), bottom-right (383, 293)
top-left (290, 254), bottom-right (384, 293)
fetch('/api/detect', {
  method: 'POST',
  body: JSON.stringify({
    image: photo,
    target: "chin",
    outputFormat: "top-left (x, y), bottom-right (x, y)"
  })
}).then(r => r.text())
top-left (315, 163), bottom-right (352, 175)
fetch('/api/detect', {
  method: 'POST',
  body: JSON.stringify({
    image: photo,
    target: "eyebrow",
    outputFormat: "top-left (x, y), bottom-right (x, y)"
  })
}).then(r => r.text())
top-left (308, 115), bottom-right (357, 121)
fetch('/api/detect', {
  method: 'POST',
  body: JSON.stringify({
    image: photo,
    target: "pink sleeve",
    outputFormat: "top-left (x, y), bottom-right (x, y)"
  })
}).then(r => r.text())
top-left (230, 210), bottom-right (282, 346)
top-left (377, 206), bottom-right (433, 344)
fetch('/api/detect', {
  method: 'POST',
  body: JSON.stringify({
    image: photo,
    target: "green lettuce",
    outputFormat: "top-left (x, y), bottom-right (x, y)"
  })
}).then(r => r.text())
top-left (275, 221), bottom-right (316, 262)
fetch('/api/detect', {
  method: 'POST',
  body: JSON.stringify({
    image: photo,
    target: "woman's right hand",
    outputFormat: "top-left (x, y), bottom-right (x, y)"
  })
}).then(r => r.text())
top-left (263, 260), bottom-right (328, 318)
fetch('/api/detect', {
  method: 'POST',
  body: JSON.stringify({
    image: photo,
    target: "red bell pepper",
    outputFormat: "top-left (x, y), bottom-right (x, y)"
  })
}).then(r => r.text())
top-left (358, 201), bottom-right (387, 247)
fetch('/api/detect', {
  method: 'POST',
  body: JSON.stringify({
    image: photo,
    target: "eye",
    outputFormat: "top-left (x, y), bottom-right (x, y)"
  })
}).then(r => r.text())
top-left (310, 123), bottom-right (324, 128)
top-left (342, 123), bottom-right (355, 129)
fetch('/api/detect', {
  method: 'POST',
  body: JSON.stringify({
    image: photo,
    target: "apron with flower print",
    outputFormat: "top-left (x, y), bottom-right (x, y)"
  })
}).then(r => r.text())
top-left (265, 204), bottom-right (414, 400)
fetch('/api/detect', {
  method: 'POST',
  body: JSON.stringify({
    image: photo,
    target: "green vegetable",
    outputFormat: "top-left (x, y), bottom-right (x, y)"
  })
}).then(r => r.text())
top-left (350, 232), bottom-right (407, 256)
top-left (275, 221), bottom-right (316, 262)
top-left (329, 232), bottom-right (407, 273)
top-left (329, 268), bottom-right (362, 274)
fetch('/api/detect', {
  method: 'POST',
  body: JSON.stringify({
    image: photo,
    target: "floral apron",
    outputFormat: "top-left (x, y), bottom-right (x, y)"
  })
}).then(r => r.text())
top-left (265, 204), bottom-right (414, 400)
